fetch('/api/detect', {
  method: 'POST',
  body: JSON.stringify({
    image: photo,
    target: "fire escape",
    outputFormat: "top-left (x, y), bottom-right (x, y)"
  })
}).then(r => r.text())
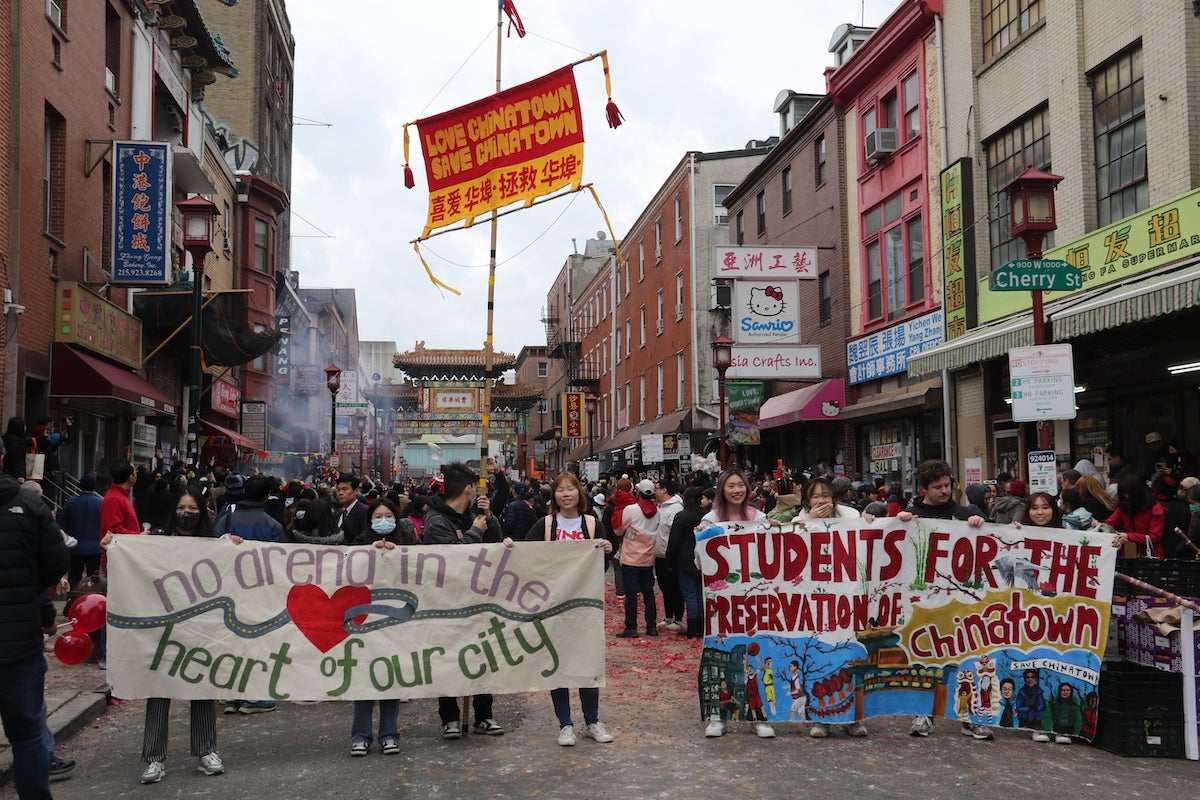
top-left (542, 301), bottom-right (601, 392)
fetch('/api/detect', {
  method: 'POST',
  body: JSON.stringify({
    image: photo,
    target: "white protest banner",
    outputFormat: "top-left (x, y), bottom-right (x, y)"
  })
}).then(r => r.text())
top-left (106, 537), bottom-right (605, 701)
top-left (695, 518), bottom-right (1115, 738)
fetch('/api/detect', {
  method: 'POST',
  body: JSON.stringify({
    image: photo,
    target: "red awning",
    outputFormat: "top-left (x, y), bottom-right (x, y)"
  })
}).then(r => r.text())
top-left (50, 344), bottom-right (176, 416)
top-left (758, 379), bottom-right (845, 430)
top-left (201, 419), bottom-right (260, 451)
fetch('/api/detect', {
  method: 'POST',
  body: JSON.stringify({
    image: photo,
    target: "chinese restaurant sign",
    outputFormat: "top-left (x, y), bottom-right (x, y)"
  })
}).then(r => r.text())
top-left (111, 141), bottom-right (171, 285)
top-left (106, 537), bottom-right (606, 700)
top-left (415, 66), bottom-right (584, 236)
top-left (54, 282), bottom-right (143, 369)
top-left (563, 391), bottom-right (585, 438)
top-left (695, 519), bottom-right (1114, 738)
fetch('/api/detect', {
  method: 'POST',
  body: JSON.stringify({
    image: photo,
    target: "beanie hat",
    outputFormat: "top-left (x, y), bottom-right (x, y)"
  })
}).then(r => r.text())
top-left (1006, 479), bottom-right (1027, 498)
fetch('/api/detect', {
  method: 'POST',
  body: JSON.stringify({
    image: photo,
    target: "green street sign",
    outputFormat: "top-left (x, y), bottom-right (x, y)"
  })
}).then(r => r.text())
top-left (990, 259), bottom-right (1082, 292)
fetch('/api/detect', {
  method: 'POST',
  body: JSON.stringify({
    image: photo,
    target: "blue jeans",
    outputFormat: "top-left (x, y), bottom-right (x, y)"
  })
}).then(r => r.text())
top-left (0, 654), bottom-right (52, 800)
top-left (622, 564), bottom-right (657, 630)
top-left (678, 572), bottom-right (702, 623)
top-left (351, 700), bottom-right (400, 744)
top-left (551, 687), bottom-right (600, 728)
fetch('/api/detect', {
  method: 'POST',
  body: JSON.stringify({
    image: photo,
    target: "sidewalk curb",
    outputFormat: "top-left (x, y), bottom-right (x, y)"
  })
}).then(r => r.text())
top-left (0, 689), bottom-right (109, 785)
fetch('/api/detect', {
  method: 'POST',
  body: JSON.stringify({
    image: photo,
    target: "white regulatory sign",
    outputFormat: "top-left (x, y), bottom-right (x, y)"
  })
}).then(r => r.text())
top-left (1009, 344), bottom-right (1076, 422)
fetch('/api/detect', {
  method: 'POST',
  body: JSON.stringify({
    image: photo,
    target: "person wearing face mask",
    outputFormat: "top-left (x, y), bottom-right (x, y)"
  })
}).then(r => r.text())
top-left (136, 489), bottom-right (231, 784)
top-left (348, 498), bottom-right (417, 756)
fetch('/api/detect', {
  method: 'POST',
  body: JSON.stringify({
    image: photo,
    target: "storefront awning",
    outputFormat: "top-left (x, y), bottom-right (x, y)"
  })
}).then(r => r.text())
top-left (50, 344), bottom-right (176, 417)
top-left (758, 379), bottom-right (845, 430)
top-left (839, 378), bottom-right (943, 422)
top-left (201, 419), bottom-right (260, 451)
top-left (592, 408), bottom-right (691, 456)
top-left (1051, 259), bottom-right (1200, 340)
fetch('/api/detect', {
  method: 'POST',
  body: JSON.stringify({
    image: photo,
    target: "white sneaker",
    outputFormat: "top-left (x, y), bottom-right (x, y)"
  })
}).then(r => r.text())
top-left (909, 715), bottom-right (933, 736)
top-left (845, 722), bottom-right (869, 737)
top-left (1031, 731), bottom-right (1051, 742)
top-left (557, 725), bottom-right (577, 746)
top-left (704, 720), bottom-right (726, 737)
top-left (1054, 734), bottom-right (1072, 744)
top-left (754, 723), bottom-right (776, 738)
top-left (809, 723), bottom-right (830, 738)
top-left (585, 722), bottom-right (614, 743)
top-left (198, 752), bottom-right (224, 775)
top-left (140, 761), bottom-right (166, 784)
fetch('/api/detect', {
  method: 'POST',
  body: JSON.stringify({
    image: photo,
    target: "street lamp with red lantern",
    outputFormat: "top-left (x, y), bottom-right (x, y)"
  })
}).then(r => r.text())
top-left (711, 335), bottom-right (734, 468)
top-left (324, 364), bottom-right (342, 462)
top-left (1003, 165), bottom-right (1064, 346)
top-left (584, 393), bottom-right (598, 459)
top-left (552, 424), bottom-right (563, 476)
top-left (177, 195), bottom-right (219, 471)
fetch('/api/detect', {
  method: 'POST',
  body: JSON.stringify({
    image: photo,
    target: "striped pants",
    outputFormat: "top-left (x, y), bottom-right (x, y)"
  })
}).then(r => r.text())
top-left (141, 698), bottom-right (217, 763)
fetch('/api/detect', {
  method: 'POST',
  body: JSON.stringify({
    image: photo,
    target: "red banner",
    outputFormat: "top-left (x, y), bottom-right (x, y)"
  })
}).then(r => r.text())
top-left (563, 391), bottom-right (585, 438)
top-left (415, 66), bottom-right (585, 236)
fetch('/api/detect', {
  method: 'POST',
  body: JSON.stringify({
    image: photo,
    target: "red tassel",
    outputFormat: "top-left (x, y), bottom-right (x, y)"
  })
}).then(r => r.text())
top-left (403, 164), bottom-right (415, 189)
top-left (503, 0), bottom-right (526, 38)
top-left (606, 99), bottom-right (624, 129)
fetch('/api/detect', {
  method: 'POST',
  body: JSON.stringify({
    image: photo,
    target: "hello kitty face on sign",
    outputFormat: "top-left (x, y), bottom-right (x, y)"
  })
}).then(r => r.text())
top-left (821, 400), bottom-right (841, 417)
top-left (748, 286), bottom-right (785, 317)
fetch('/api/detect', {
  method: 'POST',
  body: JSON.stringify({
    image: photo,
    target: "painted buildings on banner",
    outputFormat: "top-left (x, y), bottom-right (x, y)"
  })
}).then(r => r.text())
top-left (907, 1), bottom-right (1200, 486)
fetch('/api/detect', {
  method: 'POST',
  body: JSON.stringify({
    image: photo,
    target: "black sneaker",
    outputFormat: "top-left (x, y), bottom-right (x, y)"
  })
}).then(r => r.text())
top-left (614, 629), bottom-right (638, 638)
top-left (49, 756), bottom-right (75, 777)
top-left (645, 627), bottom-right (659, 636)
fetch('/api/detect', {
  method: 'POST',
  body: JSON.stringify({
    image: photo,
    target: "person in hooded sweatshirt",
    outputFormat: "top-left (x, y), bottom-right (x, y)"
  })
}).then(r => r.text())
top-left (614, 478), bottom-right (659, 639)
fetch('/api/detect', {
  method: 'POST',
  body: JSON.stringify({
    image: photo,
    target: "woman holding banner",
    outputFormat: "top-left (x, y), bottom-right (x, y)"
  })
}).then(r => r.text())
top-left (506, 473), bottom-right (616, 747)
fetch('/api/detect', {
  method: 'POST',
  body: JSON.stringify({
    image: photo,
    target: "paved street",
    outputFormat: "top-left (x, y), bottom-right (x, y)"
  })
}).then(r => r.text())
top-left (14, 583), bottom-right (1199, 800)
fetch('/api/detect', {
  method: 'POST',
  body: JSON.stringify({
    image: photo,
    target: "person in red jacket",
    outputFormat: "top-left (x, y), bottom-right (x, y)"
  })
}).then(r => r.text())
top-left (100, 460), bottom-right (141, 539)
top-left (1106, 473), bottom-right (1164, 557)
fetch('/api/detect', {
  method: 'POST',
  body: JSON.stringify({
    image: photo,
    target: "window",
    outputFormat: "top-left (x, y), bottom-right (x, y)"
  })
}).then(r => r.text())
top-left (654, 219), bottom-right (662, 261)
top-left (639, 306), bottom-right (646, 347)
top-left (735, 211), bottom-right (745, 245)
top-left (862, 194), bottom-right (923, 323)
top-left (47, 0), bottom-right (66, 30)
top-left (781, 165), bottom-right (792, 215)
top-left (986, 105), bottom-right (1051, 271)
top-left (656, 290), bottom-right (664, 331)
top-left (675, 273), bottom-right (685, 320)
top-left (656, 363), bottom-right (664, 417)
top-left (254, 219), bottom-right (270, 272)
top-left (43, 108), bottom-right (65, 239)
top-left (676, 353), bottom-right (685, 408)
top-left (755, 191), bottom-right (766, 236)
top-left (903, 73), bottom-right (920, 141)
top-left (815, 135), bottom-right (826, 186)
top-left (623, 258), bottom-right (630, 296)
top-left (713, 184), bottom-right (733, 224)
top-left (674, 195), bottom-right (683, 242)
top-left (615, 327), bottom-right (622, 362)
top-left (983, 0), bottom-right (1043, 62)
top-left (251, 324), bottom-right (268, 372)
top-left (819, 272), bottom-right (832, 324)
top-left (537, 361), bottom-right (548, 378)
top-left (105, 3), bottom-right (120, 95)
top-left (882, 92), bottom-right (898, 132)
top-left (1093, 46), bottom-right (1147, 226)
top-left (638, 241), bottom-right (644, 278)
top-left (625, 320), bottom-right (631, 357)
top-left (639, 374), bottom-right (646, 421)
top-left (863, 107), bottom-right (877, 146)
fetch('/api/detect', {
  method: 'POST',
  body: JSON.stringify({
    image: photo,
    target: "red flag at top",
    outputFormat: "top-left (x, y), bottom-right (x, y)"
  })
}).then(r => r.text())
top-left (502, 0), bottom-right (526, 38)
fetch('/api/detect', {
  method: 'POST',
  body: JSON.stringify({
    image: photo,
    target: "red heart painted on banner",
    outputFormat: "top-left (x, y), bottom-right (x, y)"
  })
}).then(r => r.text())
top-left (286, 585), bottom-right (371, 652)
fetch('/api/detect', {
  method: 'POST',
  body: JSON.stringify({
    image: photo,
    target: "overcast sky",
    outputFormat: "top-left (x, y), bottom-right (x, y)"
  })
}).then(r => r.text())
top-left (285, 0), bottom-right (902, 359)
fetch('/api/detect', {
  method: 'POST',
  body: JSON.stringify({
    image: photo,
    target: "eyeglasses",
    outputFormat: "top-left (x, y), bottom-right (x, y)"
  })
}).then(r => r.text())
top-left (983, 480), bottom-right (997, 485)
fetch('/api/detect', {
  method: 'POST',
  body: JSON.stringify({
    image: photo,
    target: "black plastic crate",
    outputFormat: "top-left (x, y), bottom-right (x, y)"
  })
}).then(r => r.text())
top-left (1099, 661), bottom-right (1183, 715)
top-left (1093, 708), bottom-right (1186, 758)
top-left (1115, 558), bottom-right (1200, 596)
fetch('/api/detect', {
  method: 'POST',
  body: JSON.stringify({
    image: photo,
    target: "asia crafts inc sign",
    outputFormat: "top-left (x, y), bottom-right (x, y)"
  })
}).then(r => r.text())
top-left (726, 345), bottom-right (821, 380)
top-left (846, 309), bottom-right (944, 385)
top-left (111, 141), bottom-right (171, 285)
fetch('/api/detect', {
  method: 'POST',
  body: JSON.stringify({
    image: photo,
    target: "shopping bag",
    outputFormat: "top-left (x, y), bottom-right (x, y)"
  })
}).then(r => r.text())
top-left (25, 452), bottom-right (45, 480)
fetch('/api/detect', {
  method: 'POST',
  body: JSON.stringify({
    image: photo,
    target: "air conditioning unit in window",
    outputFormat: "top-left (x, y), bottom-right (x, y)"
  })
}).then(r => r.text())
top-left (46, 0), bottom-right (62, 26)
top-left (675, 303), bottom-right (685, 319)
top-left (865, 128), bottom-right (898, 160)
top-left (104, 67), bottom-right (115, 93)
top-left (654, 244), bottom-right (662, 263)
top-left (655, 320), bottom-right (664, 335)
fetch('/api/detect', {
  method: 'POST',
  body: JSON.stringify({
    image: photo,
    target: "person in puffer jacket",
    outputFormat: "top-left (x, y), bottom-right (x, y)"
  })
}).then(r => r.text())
top-left (614, 479), bottom-right (659, 639)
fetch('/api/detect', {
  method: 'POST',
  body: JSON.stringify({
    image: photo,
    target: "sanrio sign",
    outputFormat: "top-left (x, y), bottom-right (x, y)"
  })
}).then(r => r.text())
top-left (732, 280), bottom-right (801, 344)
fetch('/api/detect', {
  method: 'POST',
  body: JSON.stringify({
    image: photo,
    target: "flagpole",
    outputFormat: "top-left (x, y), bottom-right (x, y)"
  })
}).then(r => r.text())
top-left (479, 3), bottom-right (503, 495)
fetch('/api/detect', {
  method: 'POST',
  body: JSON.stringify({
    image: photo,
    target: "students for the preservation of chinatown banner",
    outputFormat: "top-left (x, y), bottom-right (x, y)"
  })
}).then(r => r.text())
top-left (105, 537), bottom-right (606, 701)
top-left (695, 518), bottom-right (1115, 740)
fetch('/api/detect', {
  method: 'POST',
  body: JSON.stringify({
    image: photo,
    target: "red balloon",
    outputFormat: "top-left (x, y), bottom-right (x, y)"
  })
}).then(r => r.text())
top-left (54, 632), bottom-right (94, 665)
top-left (71, 593), bottom-right (107, 634)
top-left (746, 642), bottom-right (760, 657)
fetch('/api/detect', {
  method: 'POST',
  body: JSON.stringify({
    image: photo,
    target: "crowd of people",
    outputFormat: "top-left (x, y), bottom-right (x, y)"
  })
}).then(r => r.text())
top-left (6, 423), bottom-right (1200, 796)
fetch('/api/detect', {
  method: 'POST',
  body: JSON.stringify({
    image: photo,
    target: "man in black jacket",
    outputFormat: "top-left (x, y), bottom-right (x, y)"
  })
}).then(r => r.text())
top-left (422, 462), bottom-right (505, 739)
top-left (0, 470), bottom-right (70, 799)
top-left (898, 459), bottom-right (988, 741)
